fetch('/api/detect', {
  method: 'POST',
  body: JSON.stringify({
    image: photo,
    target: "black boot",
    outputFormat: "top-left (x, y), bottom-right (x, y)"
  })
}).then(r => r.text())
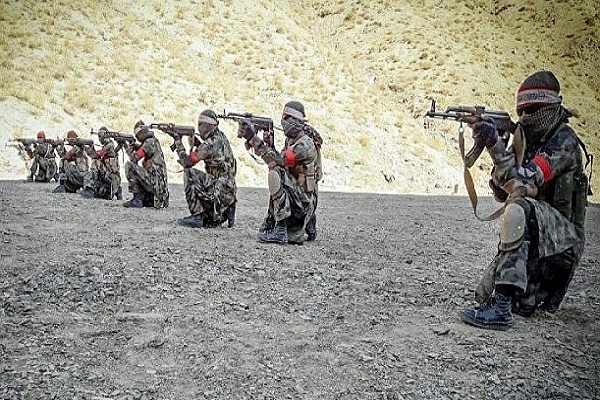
top-left (259, 215), bottom-right (275, 233)
top-left (459, 292), bottom-right (514, 331)
top-left (115, 186), bottom-right (123, 200)
top-left (225, 202), bottom-right (236, 228)
top-left (123, 194), bottom-right (143, 208)
top-left (305, 213), bottom-right (317, 241)
top-left (80, 187), bottom-right (95, 199)
top-left (52, 182), bottom-right (66, 193)
top-left (178, 214), bottom-right (203, 228)
top-left (257, 220), bottom-right (288, 244)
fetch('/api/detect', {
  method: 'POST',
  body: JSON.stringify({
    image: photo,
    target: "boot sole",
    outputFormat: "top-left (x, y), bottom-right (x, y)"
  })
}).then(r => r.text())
top-left (458, 311), bottom-right (514, 331)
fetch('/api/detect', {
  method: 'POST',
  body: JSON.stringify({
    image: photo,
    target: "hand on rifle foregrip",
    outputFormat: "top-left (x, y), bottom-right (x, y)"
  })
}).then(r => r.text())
top-left (237, 122), bottom-right (256, 140)
top-left (471, 118), bottom-right (498, 149)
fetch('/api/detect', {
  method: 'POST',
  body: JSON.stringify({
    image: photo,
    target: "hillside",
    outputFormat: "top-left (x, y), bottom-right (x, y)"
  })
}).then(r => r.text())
top-left (0, 0), bottom-right (598, 198)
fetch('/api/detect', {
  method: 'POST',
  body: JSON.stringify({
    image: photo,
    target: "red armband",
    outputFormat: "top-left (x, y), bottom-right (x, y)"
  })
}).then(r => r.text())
top-left (98, 149), bottom-right (107, 159)
top-left (532, 154), bottom-right (553, 183)
top-left (136, 148), bottom-right (146, 159)
top-left (190, 151), bottom-right (199, 165)
top-left (283, 149), bottom-right (296, 166)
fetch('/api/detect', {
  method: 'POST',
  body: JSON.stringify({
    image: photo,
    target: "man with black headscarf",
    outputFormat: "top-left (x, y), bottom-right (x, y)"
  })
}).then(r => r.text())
top-left (459, 70), bottom-right (589, 330)
top-left (238, 101), bottom-right (318, 245)
top-left (173, 109), bottom-right (237, 228)
top-left (122, 121), bottom-right (169, 209)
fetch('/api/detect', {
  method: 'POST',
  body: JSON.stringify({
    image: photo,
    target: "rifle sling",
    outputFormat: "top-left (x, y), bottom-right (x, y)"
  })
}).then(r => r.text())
top-left (459, 124), bottom-right (525, 222)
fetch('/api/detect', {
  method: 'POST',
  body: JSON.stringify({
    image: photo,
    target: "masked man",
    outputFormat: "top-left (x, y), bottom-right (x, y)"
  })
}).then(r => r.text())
top-left (80, 126), bottom-right (123, 200)
top-left (122, 121), bottom-right (169, 209)
top-left (173, 109), bottom-right (237, 228)
top-left (53, 130), bottom-right (90, 193)
top-left (459, 70), bottom-right (589, 330)
top-left (239, 101), bottom-right (318, 245)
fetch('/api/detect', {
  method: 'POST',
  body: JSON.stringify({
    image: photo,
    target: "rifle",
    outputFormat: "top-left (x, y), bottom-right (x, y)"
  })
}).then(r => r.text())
top-left (9, 138), bottom-right (37, 146)
top-left (90, 129), bottom-right (136, 145)
top-left (6, 139), bottom-right (35, 160)
top-left (217, 111), bottom-right (278, 150)
top-left (148, 123), bottom-right (196, 151)
top-left (424, 99), bottom-right (517, 168)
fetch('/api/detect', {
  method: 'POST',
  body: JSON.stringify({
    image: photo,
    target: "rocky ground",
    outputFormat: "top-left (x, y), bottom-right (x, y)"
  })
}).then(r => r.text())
top-left (0, 180), bottom-right (598, 400)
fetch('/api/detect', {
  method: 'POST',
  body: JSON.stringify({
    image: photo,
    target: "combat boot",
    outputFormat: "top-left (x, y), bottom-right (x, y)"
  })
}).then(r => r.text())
top-left (178, 214), bottom-right (203, 228)
top-left (80, 187), bottom-right (95, 199)
top-left (305, 214), bottom-right (317, 241)
top-left (257, 220), bottom-right (288, 244)
top-left (52, 182), bottom-right (66, 193)
top-left (458, 292), bottom-right (514, 331)
top-left (258, 215), bottom-right (275, 233)
top-left (26, 174), bottom-right (33, 182)
top-left (225, 202), bottom-right (236, 228)
top-left (115, 186), bottom-right (123, 200)
top-left (123, 194), bottom-right (143, 208)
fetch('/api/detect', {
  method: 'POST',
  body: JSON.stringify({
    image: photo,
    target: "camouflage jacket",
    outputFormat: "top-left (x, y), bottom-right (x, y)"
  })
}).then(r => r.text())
top-left (301, 123), bottom-right (323, 182)
top-left (136, 136), bottom-right (167, 174)
top-left (85, 140), bottom-right (120, 174)
top-left (282, 132), bottom-right (317, 193)
top-left (490, 122), bottom-right (586, 227)
top-left (177, 129), bottom-right (236, 180)
top-left (33, 141), bottom-right (56, 159)
top-left (57, 143), bottom-right (89, 173)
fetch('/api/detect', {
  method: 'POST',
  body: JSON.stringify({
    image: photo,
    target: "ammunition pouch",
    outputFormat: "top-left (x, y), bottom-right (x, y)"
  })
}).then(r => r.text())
top-left (572, 172), bottom-right (588, 229)
top-left (293, 162), bottom-right (316, 193)
top-left (552, 172), bottom-right (574, 221)
top-left (106, 157), bottom-right (120, 174)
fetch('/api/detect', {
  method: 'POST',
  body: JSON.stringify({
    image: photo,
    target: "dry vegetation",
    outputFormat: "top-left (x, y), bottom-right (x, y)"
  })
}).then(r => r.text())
top-left (0, 0), bottom-right (598, 198)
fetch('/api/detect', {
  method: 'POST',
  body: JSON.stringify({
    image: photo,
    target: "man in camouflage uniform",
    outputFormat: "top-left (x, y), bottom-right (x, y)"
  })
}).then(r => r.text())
top-left (239, 101), bottom-right (318, 245)
top-left (80, 126), bottom-right (123, 200)
top-left (284, 102), bottom-right (324, 241)
top-left (23, 131), bottom-right (58, 182)
top-left (173, 109), bottom-right (237, 228)
top-left (122, 121), bottom-right (169, 209)
top-left (459, 70), bottom-right (589, 330)
top-left (53, 130), bottom-right (90, 193)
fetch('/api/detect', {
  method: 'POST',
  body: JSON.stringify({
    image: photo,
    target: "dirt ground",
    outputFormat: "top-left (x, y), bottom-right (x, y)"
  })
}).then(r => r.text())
top-left (0, 180), bottom-right (598, 400)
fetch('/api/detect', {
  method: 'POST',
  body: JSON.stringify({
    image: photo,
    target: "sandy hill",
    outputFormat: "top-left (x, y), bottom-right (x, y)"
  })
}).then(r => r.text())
top-left (0, 0), bottom-right (598, 199)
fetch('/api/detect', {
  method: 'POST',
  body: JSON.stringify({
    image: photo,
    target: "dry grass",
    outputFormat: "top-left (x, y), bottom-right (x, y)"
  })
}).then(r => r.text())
top-left (0, 0), bottom-right (598, 198)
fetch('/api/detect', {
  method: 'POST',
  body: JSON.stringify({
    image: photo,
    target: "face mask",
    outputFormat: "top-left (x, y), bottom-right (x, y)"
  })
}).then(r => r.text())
top-left (282, 119), bottom-right (303, 139)
top-left (197, 123), bottom-right (215, 139)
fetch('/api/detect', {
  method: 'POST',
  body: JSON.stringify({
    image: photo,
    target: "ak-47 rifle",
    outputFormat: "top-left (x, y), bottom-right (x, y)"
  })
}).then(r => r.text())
top-left (424, 99), bottom-right (517, 168)
top-left (217, 111), bottom-right (279, 150)
top-left (90, 129), bottom-right (136, 145)
top-left (6, 138), bottom-right (36, 160)
top-left (148, 123), bottom-right (196, 151)
top-left (8, 138), bottom-right (37, 147)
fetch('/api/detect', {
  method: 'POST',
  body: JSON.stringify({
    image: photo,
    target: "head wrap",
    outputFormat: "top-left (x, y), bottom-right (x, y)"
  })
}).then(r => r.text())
top-left (516, 70), bottom-right (561, 115)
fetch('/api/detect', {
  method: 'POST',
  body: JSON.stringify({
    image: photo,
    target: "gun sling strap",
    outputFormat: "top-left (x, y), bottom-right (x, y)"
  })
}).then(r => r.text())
top-left (459, 124), bottom-right (526, 222)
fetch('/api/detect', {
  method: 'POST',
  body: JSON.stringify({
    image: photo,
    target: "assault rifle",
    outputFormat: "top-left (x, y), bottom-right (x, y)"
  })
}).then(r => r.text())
top-left (9, 138), bottom-right (37, 146)
top-left (217, 111), bottom-right (278, 150)
top-left (424, 99), bottom-right (517, 168)
top-left (149, 123), bottom-right (196, 151)
top-left (90, 129), bottom-right (136, 145)
top-left (66, 138), bottom-right (94, 147)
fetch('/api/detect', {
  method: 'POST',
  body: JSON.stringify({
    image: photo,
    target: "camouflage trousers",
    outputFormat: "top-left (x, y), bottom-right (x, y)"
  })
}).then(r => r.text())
top-left (59, 162), bottom-right (86, 193)
top-left (125, 161), bottom-right (169, 208)
top-left (84, 165), bottom-right (121, 200)
top-left (31, 156), bottom-right (57, 182)
top-left (266, 167), bottom-right (316, 243)
top-left (476, 198), bottom-right (584, 311)
top-left (183, 168), bottom-right (236, 226)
